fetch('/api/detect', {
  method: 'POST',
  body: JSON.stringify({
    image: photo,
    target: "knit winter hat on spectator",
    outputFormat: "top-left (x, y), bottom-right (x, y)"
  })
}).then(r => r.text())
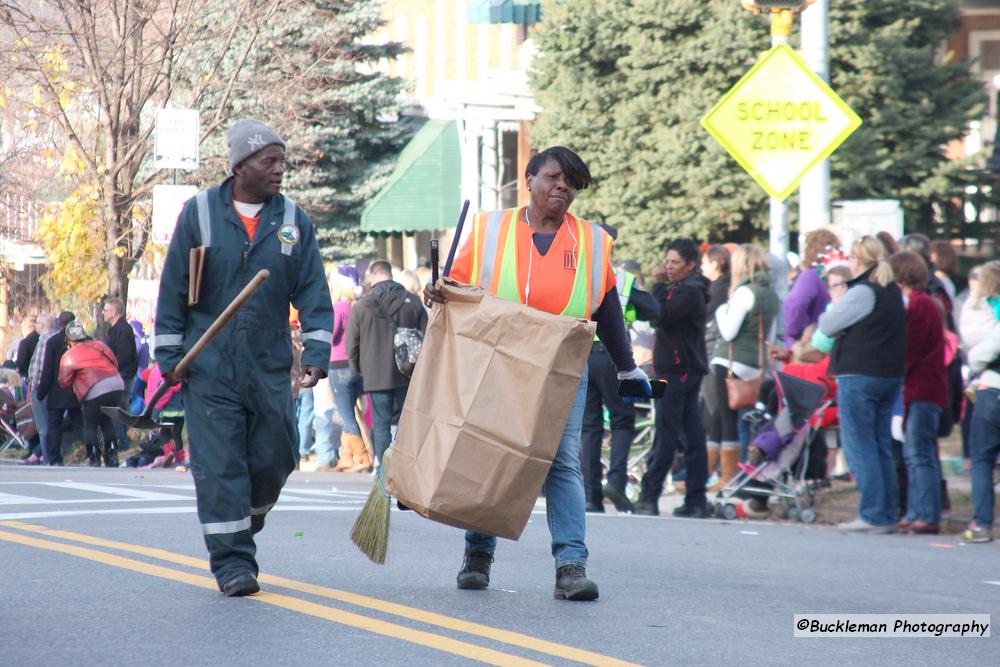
top-left (65, 320), bottom-right (88, 342)
top-left (228, 119), bottom-right (285, 173)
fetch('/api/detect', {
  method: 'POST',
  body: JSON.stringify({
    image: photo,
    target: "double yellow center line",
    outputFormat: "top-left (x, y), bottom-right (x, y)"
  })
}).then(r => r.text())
top-left (0, 521), bottom-right (640, 667)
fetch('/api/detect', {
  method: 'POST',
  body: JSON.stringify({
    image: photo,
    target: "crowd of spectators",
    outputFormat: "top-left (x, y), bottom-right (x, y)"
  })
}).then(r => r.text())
top-left (3, 229), bottom-right (998, 545)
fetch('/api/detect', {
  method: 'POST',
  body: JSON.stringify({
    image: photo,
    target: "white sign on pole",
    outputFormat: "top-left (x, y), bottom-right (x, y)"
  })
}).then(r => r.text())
top-left (127, 278), bottom-right (160, 328)
top-left (831, 199), bottom-right (904, 249)
top-left (152, 184), bottom-right (197, 246)
top-left (154, 109), bottom-right (200, 170)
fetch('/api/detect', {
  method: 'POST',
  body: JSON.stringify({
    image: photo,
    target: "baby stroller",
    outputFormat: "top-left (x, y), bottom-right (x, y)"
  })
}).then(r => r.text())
top-left (711, 371), bottom-right (831, 523)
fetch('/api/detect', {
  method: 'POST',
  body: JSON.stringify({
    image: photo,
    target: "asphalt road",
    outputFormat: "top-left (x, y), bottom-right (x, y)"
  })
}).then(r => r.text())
top-left (1, 464), bottom-right (996, 666)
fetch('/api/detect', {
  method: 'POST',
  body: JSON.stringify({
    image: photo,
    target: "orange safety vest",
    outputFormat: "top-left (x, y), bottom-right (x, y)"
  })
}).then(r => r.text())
top-left (465, 207), bottom-right (612, 318)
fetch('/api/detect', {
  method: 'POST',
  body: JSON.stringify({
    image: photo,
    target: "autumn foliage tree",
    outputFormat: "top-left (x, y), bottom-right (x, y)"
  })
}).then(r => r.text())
top-left (0, 0), bottom-right (283, 302)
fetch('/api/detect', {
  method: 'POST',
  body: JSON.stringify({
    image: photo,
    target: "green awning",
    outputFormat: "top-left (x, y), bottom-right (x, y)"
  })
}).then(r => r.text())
top-left (466, 0), bottom-right (541, 24)
top-left (361, 120), bottom-right (462, 234)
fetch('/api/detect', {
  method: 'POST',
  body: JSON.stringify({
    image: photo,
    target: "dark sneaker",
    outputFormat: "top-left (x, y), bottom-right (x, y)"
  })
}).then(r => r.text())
top-left (585, 501), bottom-right (605, 513)
top-left (603, 485), bottom-right (634, 514)
top-left (554, 564), bottom-right (599, 601)
top-left (672, 504), bottom-right (709, 519)
top-left (456, 550), bottom-right (493, 590)
top-left (633, 501), bottom-right (659, 516)
top-left (221, 572), bottom-right (260, 597)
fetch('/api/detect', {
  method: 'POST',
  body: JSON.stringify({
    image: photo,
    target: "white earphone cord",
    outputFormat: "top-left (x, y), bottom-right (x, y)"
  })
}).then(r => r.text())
top-left (523, 208), bottom-right (576, 306)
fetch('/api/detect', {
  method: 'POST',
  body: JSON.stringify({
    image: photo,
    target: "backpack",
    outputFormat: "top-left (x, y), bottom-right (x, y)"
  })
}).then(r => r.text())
top-left (371, 294), bottom-right (423, 377)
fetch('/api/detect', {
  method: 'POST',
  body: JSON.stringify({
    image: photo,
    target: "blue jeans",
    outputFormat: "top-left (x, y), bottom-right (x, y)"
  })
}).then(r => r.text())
top-left (970, 388), bottom-right (1000, 530)
top-left (837, 375), bottom-right (902, 526)
top-left (313, 391), bottom-right (340, 466)
top-left (903, 401), bottom-right (942, 524)
top-left (369, 386), bottom-right (407, 463)
top-left (296, 388), bottom-right (315, 458)
top-left (466, 370), bottom-right (589, 568)
top-left (329, 366), bottom-right (364, 436)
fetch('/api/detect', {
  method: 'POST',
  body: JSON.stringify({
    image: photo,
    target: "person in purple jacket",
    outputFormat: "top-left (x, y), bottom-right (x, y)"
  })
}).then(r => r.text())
top-left (783, 230), bottom-right (840, 347)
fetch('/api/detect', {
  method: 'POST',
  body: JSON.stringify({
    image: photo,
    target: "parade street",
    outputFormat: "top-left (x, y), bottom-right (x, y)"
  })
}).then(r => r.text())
top-left (1, 464), bottom-right (996, 666)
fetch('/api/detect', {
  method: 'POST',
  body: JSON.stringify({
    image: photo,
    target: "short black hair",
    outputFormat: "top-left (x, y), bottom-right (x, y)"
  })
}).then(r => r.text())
top-left (58, 311), bottom-right (75, 330)
top-left (526, 146), bottom-right (592, 191)
top-left (667, 238), bottom-right (700, 266)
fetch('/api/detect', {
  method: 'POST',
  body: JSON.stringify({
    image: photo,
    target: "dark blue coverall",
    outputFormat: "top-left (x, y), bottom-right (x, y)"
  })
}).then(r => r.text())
top-left (154, 177), bottom-right (332, 587)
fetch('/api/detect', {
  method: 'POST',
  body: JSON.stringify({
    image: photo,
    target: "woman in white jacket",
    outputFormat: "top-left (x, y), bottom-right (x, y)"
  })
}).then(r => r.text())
top-left (964, 261), bottom-right (1000, 543)
top-left (708, 245), bottom-right (779, 470)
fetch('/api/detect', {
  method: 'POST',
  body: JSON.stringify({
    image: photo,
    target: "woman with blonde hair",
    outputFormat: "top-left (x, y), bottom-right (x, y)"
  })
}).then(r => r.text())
top-left (708, 244), bottom-right (779, 480)
top-left (325, 272), bottom-right (371, 472)
top-left (818, 235), bottom-right (905, 533)
top-left (963, 260), bottom-right (1000, 542)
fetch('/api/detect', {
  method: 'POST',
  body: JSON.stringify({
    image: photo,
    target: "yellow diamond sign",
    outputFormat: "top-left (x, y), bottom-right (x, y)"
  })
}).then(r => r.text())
top-left (701, 42), bottom-right (862, 201)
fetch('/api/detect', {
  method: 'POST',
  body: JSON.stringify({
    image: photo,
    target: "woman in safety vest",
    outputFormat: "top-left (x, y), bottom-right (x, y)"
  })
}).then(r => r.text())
top-left (423, 146), bottom-right (649, 601)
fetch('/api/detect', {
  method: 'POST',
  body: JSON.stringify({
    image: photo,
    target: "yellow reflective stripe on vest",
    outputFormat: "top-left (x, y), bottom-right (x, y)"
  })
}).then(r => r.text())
top-left (596, 268), bottom-right (636, 341)
top-left (470, 213), bottom-right (483, 285)
top-left (478, 210), bottom-right (506, 292)
top-left (561, 215), bottom-right (590, 319)
top-left (585, 219), bottom-right (608, 317)
top-left (495, 209), bottom-right (522, 304)
top-left (616, 268), bottom-right (634, 303)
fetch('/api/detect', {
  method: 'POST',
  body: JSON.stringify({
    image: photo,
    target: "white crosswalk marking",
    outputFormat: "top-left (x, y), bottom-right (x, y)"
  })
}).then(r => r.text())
top-left (41, 482), bottom-right (191, 501)
top-left (0, 480), bottom-right (367, 521)
top-left (0, 491), bottom-right (54, 506)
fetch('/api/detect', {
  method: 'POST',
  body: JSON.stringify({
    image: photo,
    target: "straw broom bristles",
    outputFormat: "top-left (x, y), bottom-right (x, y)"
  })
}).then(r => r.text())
top-left (351, 449), bottom-right (392, 564)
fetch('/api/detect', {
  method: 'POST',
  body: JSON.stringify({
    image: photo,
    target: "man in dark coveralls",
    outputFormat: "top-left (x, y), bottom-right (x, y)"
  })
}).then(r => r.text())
top-left (154, 119), bottom-right (333, 597)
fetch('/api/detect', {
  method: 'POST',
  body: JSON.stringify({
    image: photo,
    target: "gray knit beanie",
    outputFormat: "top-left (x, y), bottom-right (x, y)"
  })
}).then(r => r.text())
top-left (228, 119), bottom-right (285, 173)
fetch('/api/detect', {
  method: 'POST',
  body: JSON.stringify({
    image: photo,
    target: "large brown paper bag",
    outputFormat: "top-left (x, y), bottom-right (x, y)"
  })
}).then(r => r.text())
top-left (385, 278), bottom-right (596, 540)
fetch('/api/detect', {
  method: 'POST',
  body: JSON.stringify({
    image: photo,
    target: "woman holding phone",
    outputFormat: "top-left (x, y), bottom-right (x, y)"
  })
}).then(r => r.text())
top-left (423, 146), bottom-right (647, 602)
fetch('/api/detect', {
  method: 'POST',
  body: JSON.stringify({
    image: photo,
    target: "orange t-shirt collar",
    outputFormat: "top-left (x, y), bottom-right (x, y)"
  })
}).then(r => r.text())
top-left (233, 199), bottom-right (260, 241)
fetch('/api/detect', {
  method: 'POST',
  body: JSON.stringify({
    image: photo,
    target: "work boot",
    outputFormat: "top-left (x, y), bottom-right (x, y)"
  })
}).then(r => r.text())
top-left (672, 503), bottom-right (709, 519)
top-left (221, 571), bottom-right (260, 597)
top-left (456, 550), bottom-right (493, 590)
top-left (554, 564), bottom-right (599, 601)
top-left (332, 433), bottom-right (356, 472)
top-left (102, 441), bottom-right (119, 468)
top-left (87, 444), bottom-right (101, 468)
top-left (345, 434), bottom-right (372, 473)
top-left (633, 501), bottom-right (659, 516)
top-left (603, 485), bottom-right (634, 513)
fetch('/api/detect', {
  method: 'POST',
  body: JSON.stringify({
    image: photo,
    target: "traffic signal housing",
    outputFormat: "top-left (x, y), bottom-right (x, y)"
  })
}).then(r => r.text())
top-left (740, 0), bottom-right (816, 14)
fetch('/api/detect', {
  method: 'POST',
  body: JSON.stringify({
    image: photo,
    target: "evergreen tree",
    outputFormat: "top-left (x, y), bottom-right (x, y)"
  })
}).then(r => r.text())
top-left (827, 0), bottom-right (986, 232)
top-left (191, 0), bottom-right (412, 261)
top-left (529, 0), bottom-right (985, 267)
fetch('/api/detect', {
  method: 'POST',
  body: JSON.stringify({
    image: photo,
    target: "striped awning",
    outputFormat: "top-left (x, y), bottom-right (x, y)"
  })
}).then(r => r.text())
top-left (466, 0), bottom-right (541, 24)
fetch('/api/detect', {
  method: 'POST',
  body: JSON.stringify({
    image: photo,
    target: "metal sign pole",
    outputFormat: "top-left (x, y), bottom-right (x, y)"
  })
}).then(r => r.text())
top-left (798, 0), bottom-right (831, 247)
top-left (768, 10), bottom-right (794, 260)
